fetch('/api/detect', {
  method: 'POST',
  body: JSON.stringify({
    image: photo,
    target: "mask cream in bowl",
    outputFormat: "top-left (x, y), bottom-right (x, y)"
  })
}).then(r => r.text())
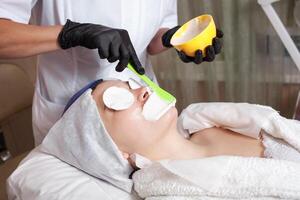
top-left (170, 14), bottom-right (216, 57)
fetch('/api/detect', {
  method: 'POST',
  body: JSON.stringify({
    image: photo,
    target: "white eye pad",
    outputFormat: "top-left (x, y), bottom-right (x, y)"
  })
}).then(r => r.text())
top-left (128, 78), bottom-right (143, 89)
top-left (103, 86), bottom-right (134, 110)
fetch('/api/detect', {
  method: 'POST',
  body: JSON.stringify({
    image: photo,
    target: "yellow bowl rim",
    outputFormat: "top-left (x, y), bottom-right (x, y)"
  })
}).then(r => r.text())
top-left (170, 14), bottom-right (214, 46)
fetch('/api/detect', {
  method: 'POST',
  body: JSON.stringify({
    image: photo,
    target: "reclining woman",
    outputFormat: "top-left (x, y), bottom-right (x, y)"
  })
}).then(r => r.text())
top-left (91, 79), bottom-right (265, 162)
top-left (41, 78), bottom-right (300, 199)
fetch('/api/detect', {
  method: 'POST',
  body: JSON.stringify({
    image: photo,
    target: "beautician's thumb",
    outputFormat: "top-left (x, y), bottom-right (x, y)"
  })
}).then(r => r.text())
top-left (162, 25), bottom-right (181, 48)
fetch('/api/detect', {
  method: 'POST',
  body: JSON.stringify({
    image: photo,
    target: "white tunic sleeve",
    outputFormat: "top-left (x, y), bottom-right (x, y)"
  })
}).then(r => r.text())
top-left (0, 0), bottom-right (37, 23)
top-left (160, 0), bottom-right (178, 29)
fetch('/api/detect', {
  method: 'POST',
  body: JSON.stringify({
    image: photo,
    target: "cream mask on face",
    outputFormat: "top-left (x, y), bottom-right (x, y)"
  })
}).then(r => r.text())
top-left (103, 81), bottom-right (175, 120)
top-left (128, 79), bottom-right (175, 121)
top-left (142, 91), bottom-right (176, 121)
top-left (103, 86), bottom-right (134, 110)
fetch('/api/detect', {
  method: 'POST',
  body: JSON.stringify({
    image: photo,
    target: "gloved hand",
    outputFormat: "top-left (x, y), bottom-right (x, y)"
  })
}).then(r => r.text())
top-left (58, 19), bottom-right (145, 74)
top-left (162, 25), bottom-right (224, 64)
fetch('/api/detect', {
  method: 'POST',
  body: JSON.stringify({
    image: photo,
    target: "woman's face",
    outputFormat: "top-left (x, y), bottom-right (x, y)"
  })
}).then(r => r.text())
top-left (92, 80), bottom-right (178, 155)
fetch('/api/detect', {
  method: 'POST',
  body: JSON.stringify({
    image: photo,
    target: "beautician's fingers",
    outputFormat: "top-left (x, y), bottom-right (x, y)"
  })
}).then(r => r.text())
top-left (112, 30), bottom-right (144, 74)
top-left (177, 50), bottom-right (194, 63)
top-left (98, 44), bottom-right (109, 59)
top-left (216, 28), bottom-right (224, 38)
top-left (107, 42), bottom-right (120, 63)
top-left (212, 37), bottom-right (222, 55)
top-left (162, 25), bottom-right (181, 47)
top-left (203, 45), bottom-right (215, 62)
top-left (194, 50), bottom-right (204, 64)
top-left (213, 28), bottom-right (224, 55)
top-left (115, 44), bottom-right (130, 72)
top-left (127, 44), bottom-right (145, 75)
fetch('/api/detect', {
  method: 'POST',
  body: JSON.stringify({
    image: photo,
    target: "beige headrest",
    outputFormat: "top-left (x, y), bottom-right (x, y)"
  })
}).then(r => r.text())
top-left (0, 64), bottom-right (34, 123)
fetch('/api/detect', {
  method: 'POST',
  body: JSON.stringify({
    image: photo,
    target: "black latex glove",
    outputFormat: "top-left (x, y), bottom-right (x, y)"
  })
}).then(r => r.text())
top-left (162, 25), bottom-right (224, 64)
top-left (58, 19), bottom-right (145, 74)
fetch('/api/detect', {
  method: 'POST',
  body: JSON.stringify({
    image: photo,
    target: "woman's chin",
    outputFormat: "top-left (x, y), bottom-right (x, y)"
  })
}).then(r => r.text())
top-left (141, 106), bottom-right (177, 123)
top-left (161, 106), bottom-right (178, 122)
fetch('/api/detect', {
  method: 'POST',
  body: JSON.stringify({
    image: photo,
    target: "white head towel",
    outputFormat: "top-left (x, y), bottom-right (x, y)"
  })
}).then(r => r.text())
top-left (40, 89), bottom-right (134, 192)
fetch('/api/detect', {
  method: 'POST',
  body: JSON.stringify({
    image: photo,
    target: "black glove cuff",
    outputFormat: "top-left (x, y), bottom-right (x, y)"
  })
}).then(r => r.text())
top-left (58, 19), bottom-right (81, 49)
top-left (162, 25), bottom-right (181, 48)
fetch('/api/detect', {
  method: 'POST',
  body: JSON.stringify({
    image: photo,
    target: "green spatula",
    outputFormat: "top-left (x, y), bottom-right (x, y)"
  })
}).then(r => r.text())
top-left (127, 63), bottom-right (176, 104)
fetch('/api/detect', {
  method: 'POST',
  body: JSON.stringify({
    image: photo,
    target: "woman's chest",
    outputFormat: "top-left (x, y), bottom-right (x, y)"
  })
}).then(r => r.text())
top-left (190, 127), bottom-right (265, 158)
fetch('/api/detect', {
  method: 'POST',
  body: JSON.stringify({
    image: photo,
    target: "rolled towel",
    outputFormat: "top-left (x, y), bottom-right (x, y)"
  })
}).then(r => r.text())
top-left (262, 131), bottom-right (300, 163)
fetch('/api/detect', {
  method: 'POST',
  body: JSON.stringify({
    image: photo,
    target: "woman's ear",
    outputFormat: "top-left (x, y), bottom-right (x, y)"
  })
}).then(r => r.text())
top-left (121, 152), bottom-right (130, 159)
top-left (122, 152), bottom-right (139, 169)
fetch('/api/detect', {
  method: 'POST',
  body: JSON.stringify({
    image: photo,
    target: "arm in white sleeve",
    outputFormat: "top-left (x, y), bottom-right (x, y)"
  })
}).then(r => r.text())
top-left (147, 0), bottom-right (178, 55)
top-left (0, 0), bottom-right (62, 59)
top-left (0, 0), bottom-right (38, 23)
top-left (0, 20), bottom-right (62, 59)
top-left (159, 0), bottom-right (178, 29)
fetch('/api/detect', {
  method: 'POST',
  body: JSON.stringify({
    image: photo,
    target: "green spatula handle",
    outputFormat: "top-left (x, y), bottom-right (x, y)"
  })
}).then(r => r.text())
top-left (127, 63), bottom-right (176, 103)
top-left (127, 63), bottom-right (157, 89)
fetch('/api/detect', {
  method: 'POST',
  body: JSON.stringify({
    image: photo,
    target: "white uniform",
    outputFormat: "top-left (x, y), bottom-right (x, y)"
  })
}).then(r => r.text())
top-left (0, 0), bottom-right (177, 145)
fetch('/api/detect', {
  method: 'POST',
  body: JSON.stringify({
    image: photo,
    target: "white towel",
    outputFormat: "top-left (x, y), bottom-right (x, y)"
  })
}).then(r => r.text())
top-left (262, 132), bottom-right (300, 163)
top-left (177, 102), bottom-right (300, 161)
top-left (133, 103), bottom-right (300, 199)
top-left (133, 157), bottom-right (300, 199)
top-left (40, 89), bottom-right (134, 192)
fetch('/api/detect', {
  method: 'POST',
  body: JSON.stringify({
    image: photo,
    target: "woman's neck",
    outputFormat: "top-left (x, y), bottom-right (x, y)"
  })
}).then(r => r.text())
top-left (144, 126), bottom-right (207, 161)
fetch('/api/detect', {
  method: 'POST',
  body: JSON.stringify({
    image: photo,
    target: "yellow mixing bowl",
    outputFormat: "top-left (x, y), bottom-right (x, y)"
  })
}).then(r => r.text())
top-left (170, 14), bottom-right (216, 57)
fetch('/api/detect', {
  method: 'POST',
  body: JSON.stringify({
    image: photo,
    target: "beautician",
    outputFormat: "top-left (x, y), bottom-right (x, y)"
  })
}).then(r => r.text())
top-left (0, 0), bottom-right (223, 146)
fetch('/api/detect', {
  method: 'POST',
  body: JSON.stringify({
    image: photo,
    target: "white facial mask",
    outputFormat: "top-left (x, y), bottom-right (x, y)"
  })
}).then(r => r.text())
top-left (103, 81), bottom-right (175, 120)
top-left (103, 86), bottom-right (134, 110)
top-left (142, 92), bottom-right (176, 121)
top-left (128, 78), bottom-right (143, 89)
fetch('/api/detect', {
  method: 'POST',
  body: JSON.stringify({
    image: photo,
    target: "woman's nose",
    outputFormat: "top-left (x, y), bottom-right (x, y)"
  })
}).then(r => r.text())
top-left (135, 87), bottom-right (150, 103)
